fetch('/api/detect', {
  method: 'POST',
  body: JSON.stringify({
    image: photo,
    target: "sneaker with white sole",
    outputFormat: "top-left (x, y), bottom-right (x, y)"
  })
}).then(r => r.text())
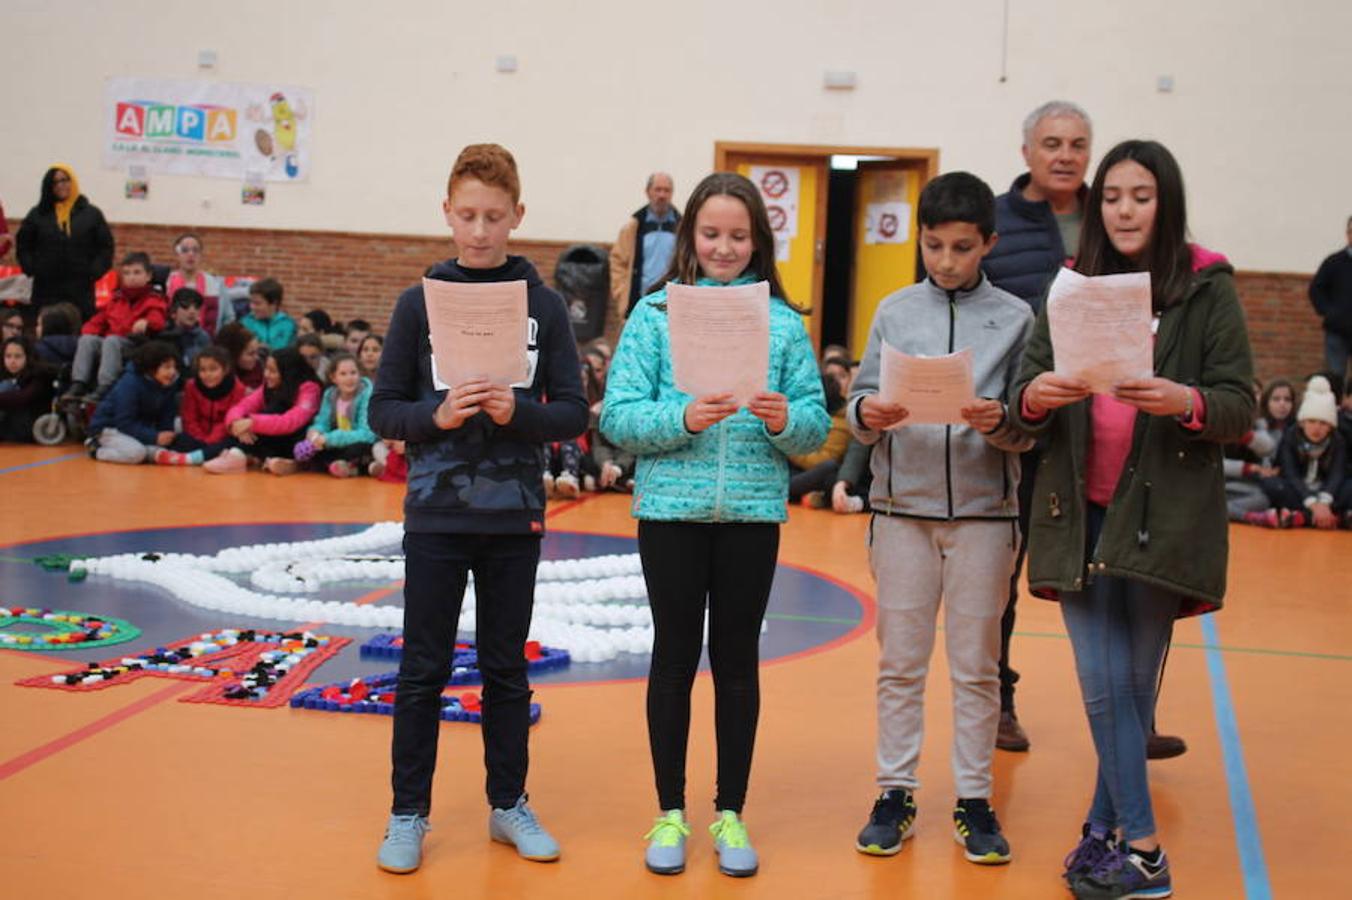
top-left (856, 789), bottom-right (917, 856)
top-left (644, 809), bottom-right (690, 875)
top-left (488, 795), bottom-right (560, 861)
top-left (953, 798), bottom-right (1011, 864)
top-left (709, 810), bottom-right (758, 877)
top-left (1063, 823), bottom-right (1117, 888)
top-left (376, 813), bottom-right (429, 873)
top-left (1072, 844), bottom-right (1172, 898)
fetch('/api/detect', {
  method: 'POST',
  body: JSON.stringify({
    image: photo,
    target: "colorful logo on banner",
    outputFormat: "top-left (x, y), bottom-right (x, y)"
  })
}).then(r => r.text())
top-left (114, 101), bottom-right (238, 145)
top-left (104, 77), bottom-right (312, 181)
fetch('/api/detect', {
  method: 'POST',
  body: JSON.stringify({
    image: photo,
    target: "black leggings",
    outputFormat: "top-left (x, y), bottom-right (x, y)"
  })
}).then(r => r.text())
top-left (637, 520), bottom-right (780, 813)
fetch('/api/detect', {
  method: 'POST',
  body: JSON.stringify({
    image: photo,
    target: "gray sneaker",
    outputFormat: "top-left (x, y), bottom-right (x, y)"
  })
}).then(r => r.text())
top-left (489, 795), bottom-right (561, 861)
top-left (709, 810), bottom-right (758, 877)
top-left (377, 813), bottom-right (429, 873)
top-left (644, 809), bottom-right (690, 874)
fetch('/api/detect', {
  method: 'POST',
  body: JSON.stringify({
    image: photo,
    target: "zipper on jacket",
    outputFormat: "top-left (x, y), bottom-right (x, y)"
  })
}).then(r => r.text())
top-left (943, 292), bottom-right (957, 519)
top-left (713, 419), bottom-right (728, 522)
top-left (1137, 481), bottom-right (1152, 549)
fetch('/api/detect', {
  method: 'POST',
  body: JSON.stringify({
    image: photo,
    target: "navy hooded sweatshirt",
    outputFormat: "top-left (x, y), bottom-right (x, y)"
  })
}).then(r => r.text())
top-left (88, 366), bottom-right (178, 445)
top-left (369, 256), bottom-right (589, 534)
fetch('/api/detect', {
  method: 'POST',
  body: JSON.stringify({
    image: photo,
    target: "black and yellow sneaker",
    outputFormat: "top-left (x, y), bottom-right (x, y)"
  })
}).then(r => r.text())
top-left (953, 798), bottom-right (1011, 864)
top-left (855, 789), bottom-right (916, 856)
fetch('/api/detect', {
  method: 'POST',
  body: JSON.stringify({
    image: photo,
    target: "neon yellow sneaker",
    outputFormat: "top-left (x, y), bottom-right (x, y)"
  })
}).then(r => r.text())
top-left (709, 810), bottom-right (758, 877)
top-left (644, 809), bottom-right (690, 874)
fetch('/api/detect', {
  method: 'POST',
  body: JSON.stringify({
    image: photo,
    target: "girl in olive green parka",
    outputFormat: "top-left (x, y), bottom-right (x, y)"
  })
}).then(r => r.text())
top-left (1010, 140), bottom-right (1254, 900)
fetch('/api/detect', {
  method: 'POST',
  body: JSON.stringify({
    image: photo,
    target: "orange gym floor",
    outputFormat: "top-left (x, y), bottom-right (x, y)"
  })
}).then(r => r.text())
top-left (0, 443), bottom-right (1347, 899)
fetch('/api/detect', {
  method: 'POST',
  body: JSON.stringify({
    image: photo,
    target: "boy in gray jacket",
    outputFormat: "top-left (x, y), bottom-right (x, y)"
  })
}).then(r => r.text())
top-left (848, 173), bottom-right (1033, 866)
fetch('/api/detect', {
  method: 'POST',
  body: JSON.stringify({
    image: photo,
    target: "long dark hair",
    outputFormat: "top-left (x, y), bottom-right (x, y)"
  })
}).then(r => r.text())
top-left (3, 337), bottom-right (38, 382)
top-left (1259, 378), bottom-right (1296, 432)
top-left (659, 172), bottom-right (805, 313)
top-left (264, 347), bottom-right (321, 413)
top-left (1076, 140), bottom-right (1192, 312)
top-left (38, 167), bottom-right (71, 210)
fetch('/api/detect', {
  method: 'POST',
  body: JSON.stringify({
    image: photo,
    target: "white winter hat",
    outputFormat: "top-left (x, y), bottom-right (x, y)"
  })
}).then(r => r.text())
top-left (1297, 375), bottom-right (1338, 427)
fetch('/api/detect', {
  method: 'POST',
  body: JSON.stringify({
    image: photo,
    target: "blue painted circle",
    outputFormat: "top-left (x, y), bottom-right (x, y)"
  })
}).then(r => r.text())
top-left (0, 524), bottom-right (866, 686)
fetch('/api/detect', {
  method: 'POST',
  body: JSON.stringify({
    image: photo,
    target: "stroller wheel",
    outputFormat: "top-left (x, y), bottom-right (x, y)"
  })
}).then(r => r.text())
top-left (33, 412), bottom-right (69, 446)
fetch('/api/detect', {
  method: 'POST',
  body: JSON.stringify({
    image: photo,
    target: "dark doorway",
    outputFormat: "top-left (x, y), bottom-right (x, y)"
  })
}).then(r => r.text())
top-left (820, 167), bottom-right (858, 354)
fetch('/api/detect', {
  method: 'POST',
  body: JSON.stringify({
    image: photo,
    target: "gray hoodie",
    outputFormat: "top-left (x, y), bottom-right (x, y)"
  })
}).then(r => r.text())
top-left (848, 276), bottom-right (1033, 520)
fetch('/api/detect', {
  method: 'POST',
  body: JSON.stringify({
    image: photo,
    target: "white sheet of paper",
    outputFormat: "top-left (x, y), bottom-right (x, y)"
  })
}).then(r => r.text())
top-left (667, 281), bottom-right (770, 407)
top-left (879, 344), bottom-right (976, 426)
top-left (422, 278), bottom-right (529, 388)
top-left (1046, 269), bottom-right (1153, 394)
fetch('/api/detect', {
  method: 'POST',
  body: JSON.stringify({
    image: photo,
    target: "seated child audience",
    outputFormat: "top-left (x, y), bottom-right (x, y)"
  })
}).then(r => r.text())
top-left (297, 308), bottom-right (333, 337)
top-left (543, 438), bottom-right (586, 497)
top-left (369, 438), bottom-right (407, 481)
top-left (343, 318), bottom-right (372, 355)
top-left (216, 322), bottom-right (265, 390)
top-left (0, 337), bottom-right (54, 442)
top-left (153, 345), bottom-right (247, 466)
top-left (357, 333), bottom-right (383, 379)
top-left (582, 339), bottom-right (612, 382)
top-left (165, 233), bottom-right (233, 336)
top-left (296, 333), bottom-right (331, 382)
top-left (1254, 374), bottom-right (1350, 528)
top-left (240, 277), bottom-right (297, 350)
top-left (34, 303), bottom-right (82, 367)
top-left (206, 346), bottom-right (321, 475)
top-left (831, 437), bottom-right (871, 513)
top-left (85, 340), bottom-right (179, 464)
top-left (296, 351), bottom-right (377, 477)
top-left (1, 308), bottom-right (24, 341)
top-left (585, 356), bottom-right (632, 491)
top-left (789, 372), bottom-right (851, 504)
top-left (67, 252), bottom-right (168, 401)
top-left (161, 288), bottom-right (211, 368)
top-left (1225, 378), bottom-right (1290, 521)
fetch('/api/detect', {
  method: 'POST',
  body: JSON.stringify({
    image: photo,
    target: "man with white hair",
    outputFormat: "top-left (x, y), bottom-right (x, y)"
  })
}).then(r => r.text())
top-left (983, 100), bottom-right (1092, 754)
top-left (609, 172), bottom-right (680, 326)
top-left (984, 102), bottom-right (1187, 761)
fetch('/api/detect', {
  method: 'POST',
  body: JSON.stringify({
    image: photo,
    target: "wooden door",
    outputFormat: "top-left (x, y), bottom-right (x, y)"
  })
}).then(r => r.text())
top-left (722, 153), bottom-right (829, 345)
top-left (849, 160), bottom-right (924, 354)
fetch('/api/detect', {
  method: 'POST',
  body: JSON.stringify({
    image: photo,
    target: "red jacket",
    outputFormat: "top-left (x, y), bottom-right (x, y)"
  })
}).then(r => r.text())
top-left (81, 286), bottom-right (168, 337)
top-left (181, 375), bottom-right (248, 443)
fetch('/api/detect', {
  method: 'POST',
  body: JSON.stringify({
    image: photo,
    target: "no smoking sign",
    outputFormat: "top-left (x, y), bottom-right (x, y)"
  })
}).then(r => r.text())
top-left (759, 169), bottom-right (790, 199)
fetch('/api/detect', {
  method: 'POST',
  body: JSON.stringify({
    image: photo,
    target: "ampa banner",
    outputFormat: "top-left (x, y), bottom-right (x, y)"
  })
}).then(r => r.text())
top-left (103, 77), bottom-right (314, 181)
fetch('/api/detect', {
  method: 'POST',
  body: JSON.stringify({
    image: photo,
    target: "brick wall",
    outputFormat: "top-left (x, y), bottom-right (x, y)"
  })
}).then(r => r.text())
top-left (2, 219), bottom-right (1327, 383)
top-left (1232, 271), bottom-right (1326, 384)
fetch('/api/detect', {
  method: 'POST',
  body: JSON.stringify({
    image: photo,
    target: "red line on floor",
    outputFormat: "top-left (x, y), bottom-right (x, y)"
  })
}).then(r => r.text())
top-left (0, 681), bottom-right (194, 782)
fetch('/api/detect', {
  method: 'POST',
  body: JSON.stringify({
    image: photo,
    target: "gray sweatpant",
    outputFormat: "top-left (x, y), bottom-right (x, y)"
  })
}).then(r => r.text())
top-left (869, 514), bottom-right (1016, 798)
top-left (73, 335), bottom-right (135, 392)
top-left (90, 428), bottom-right (154, 464)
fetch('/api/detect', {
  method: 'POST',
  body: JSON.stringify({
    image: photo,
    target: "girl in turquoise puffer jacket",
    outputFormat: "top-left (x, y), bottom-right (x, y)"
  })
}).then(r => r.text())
top-left (601, 172), bottom-right (829, 878)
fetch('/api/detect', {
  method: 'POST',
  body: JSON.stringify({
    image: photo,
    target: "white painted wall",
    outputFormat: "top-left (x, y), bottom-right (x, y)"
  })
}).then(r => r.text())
top-left (4, 0), bottom-right (1349, 272)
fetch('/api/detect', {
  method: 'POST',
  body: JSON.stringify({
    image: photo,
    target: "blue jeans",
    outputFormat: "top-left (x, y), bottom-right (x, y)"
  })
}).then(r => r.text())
top-left (1059, 505), bottom-right (1180, 841)
top-left (1325, 330), bottom-right (1351, 389)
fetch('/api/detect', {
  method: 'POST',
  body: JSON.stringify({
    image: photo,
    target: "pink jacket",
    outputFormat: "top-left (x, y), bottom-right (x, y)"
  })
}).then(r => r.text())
top-left (225, 381), bottom-right (320, 435)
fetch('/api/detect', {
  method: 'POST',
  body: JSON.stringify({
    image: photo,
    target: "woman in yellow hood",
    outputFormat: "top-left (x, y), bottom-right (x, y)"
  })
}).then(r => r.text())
top-left (16, 164), bottom-right (115, 320)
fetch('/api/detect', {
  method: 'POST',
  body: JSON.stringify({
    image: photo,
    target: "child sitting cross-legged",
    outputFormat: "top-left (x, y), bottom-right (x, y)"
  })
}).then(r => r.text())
top-left (205, 346), bottom-right (321, 475)
top-left (152, 345), bottom-right (246, 466)
top-left (295, 351), bottom-right (377, 477)
top-left (85, 340), bottom-right (179, 464)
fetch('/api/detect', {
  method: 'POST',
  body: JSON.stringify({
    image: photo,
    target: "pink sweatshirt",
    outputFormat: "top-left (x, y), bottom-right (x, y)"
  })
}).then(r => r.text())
top-left (225, 381), bottom-right (321, 435)
top-left (1025, 245), bottom-right (1224, 505)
